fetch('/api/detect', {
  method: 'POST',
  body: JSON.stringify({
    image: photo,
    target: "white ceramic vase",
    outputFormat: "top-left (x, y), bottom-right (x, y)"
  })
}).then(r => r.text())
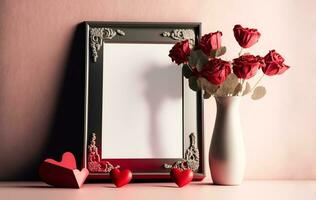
top-left (209, 96), bottom-right (245, 185)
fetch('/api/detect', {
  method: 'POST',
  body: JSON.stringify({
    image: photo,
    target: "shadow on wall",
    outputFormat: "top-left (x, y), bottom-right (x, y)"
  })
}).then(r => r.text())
top-left (14, 23), bottom-right (86, 180)
top-left (143, 64), bottom-right (182, 157)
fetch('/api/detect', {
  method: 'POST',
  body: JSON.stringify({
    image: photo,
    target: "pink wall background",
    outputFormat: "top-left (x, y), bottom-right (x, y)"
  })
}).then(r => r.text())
top-left (0, 0), bottom-right (315, 180)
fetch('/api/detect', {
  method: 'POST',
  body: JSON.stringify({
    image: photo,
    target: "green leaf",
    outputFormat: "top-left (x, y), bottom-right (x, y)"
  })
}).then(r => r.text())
top-left (188, 49), bottom-right (209, 72)
top-left (210, 46), bottom-right (227, 58)
top-left (216, 46), bottom-right (227, 57)
top-left (242, 82), bottom-right (251, 96)
top-left (188, 76), bottom-right (200, 91)
top-left (251, 86), bottom-right (266, 100)
top-left (197, 77), bottom-right (219, 95)
top-left (233, 83), bottom-right (243, 96)
top-left (182, 64), bottom-right (193, 79)
top-left (216, 73), bottom-right (239, 96)
top-left (203, 91), bottom-right (212, 99)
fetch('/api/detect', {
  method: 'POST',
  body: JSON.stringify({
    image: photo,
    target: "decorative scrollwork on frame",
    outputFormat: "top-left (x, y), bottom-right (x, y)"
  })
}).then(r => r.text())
top-left (161, 29), bottom-right (196, 47)
top-left (90, 28), bottom-right (126, 62)
top-left (87, 133), bottom-right (120, 173)
top-left (163, 133), bottom-right (200, 172)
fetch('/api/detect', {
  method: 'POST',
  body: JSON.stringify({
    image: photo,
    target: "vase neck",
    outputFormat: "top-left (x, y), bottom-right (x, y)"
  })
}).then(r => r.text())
top-left (215, 97), bottom-right (241, 116)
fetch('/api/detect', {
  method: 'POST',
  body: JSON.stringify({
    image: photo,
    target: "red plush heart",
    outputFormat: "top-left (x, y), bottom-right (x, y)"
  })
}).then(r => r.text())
top-left (110, 169), bottom-right (132, 187)
top-left (39, 152), bottom-right (89, 188)
top-left (44, 152), bottom-right (77, 170)
top-left (170, 168), bottom-right (193, 187)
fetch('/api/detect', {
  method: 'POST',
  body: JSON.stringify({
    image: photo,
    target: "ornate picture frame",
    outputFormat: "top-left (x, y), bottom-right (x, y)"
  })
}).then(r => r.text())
top-left (84, 22), bottom-right (204, 180)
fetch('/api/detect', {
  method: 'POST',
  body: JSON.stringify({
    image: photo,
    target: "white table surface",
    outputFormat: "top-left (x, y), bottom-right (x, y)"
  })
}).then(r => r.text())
top-left (1, 179), bottom-right (315, 200)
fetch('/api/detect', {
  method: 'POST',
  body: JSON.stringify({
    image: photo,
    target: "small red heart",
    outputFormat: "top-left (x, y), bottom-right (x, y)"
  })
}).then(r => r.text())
top-left (45, 152), bottom-right (77, 170)
top-left (170, 168), bottom-right (193, 187)
top-left (110, 169), bottom-right (132, 187)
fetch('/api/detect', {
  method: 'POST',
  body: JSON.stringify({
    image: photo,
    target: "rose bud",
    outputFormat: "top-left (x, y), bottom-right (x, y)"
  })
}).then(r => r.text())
top-left (200, 58), bottom-right (231, 85)
top-left (233, 24), bottom-right (261, 48)
top-left (232, 54), bottom-right (263, 79)
top-left (262, 50), bottom-right (289, 76)
top-left (169, 40), bottom-right (191, 65)
top-left (199, 31), bottom-right (222, 56)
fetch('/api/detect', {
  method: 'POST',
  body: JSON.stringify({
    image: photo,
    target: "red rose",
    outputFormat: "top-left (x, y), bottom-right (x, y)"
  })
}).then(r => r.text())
top-left (232, 54), bottom-right (263, 79)
top-left (199, 31), bottom-right (222, 56)
top-left (169, 40), bottom-right (191, 65)
top-left (262, 50), bottom-right (289, 76)
top-left (233, 25), bottom-right (261, 48)
top-left (200, 58), bottom-right (231, 85)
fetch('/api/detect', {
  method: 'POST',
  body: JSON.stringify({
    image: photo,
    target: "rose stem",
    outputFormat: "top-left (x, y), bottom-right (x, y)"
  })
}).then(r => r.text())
top-left (251, 74), bottom-right (265, 92)
top-left (238, 48), bottom-right (243, 57)
top-left (184, 62), bottom-right (194, 72)
top-left (239, 79), bottom-right (245, 96)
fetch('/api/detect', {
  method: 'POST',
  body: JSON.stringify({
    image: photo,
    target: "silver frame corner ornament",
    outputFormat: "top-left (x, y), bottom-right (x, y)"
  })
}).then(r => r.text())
top-left (163, 132), bottom-right (199, 172)
top-left (87, 133), bottom-right (120, 173)
top-left (161, 29), bottom-right (196, 46)
top-left (89, 28), bottom-right (126, 62)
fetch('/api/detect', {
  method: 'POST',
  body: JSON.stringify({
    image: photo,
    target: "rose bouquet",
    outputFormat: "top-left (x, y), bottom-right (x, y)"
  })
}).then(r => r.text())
top-left (168, 24), bottom-right (290, 100)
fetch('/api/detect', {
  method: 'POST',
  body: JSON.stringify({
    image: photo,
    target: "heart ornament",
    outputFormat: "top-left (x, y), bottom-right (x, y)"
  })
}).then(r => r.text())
top-left (170, 168), bottom-right (193, 187)
top-left (44, 152), bottom-right (77, 170)
top-left (110, 168), bottom-right (133, 187)
top-left (39, 152), bottom-right (89, 188)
